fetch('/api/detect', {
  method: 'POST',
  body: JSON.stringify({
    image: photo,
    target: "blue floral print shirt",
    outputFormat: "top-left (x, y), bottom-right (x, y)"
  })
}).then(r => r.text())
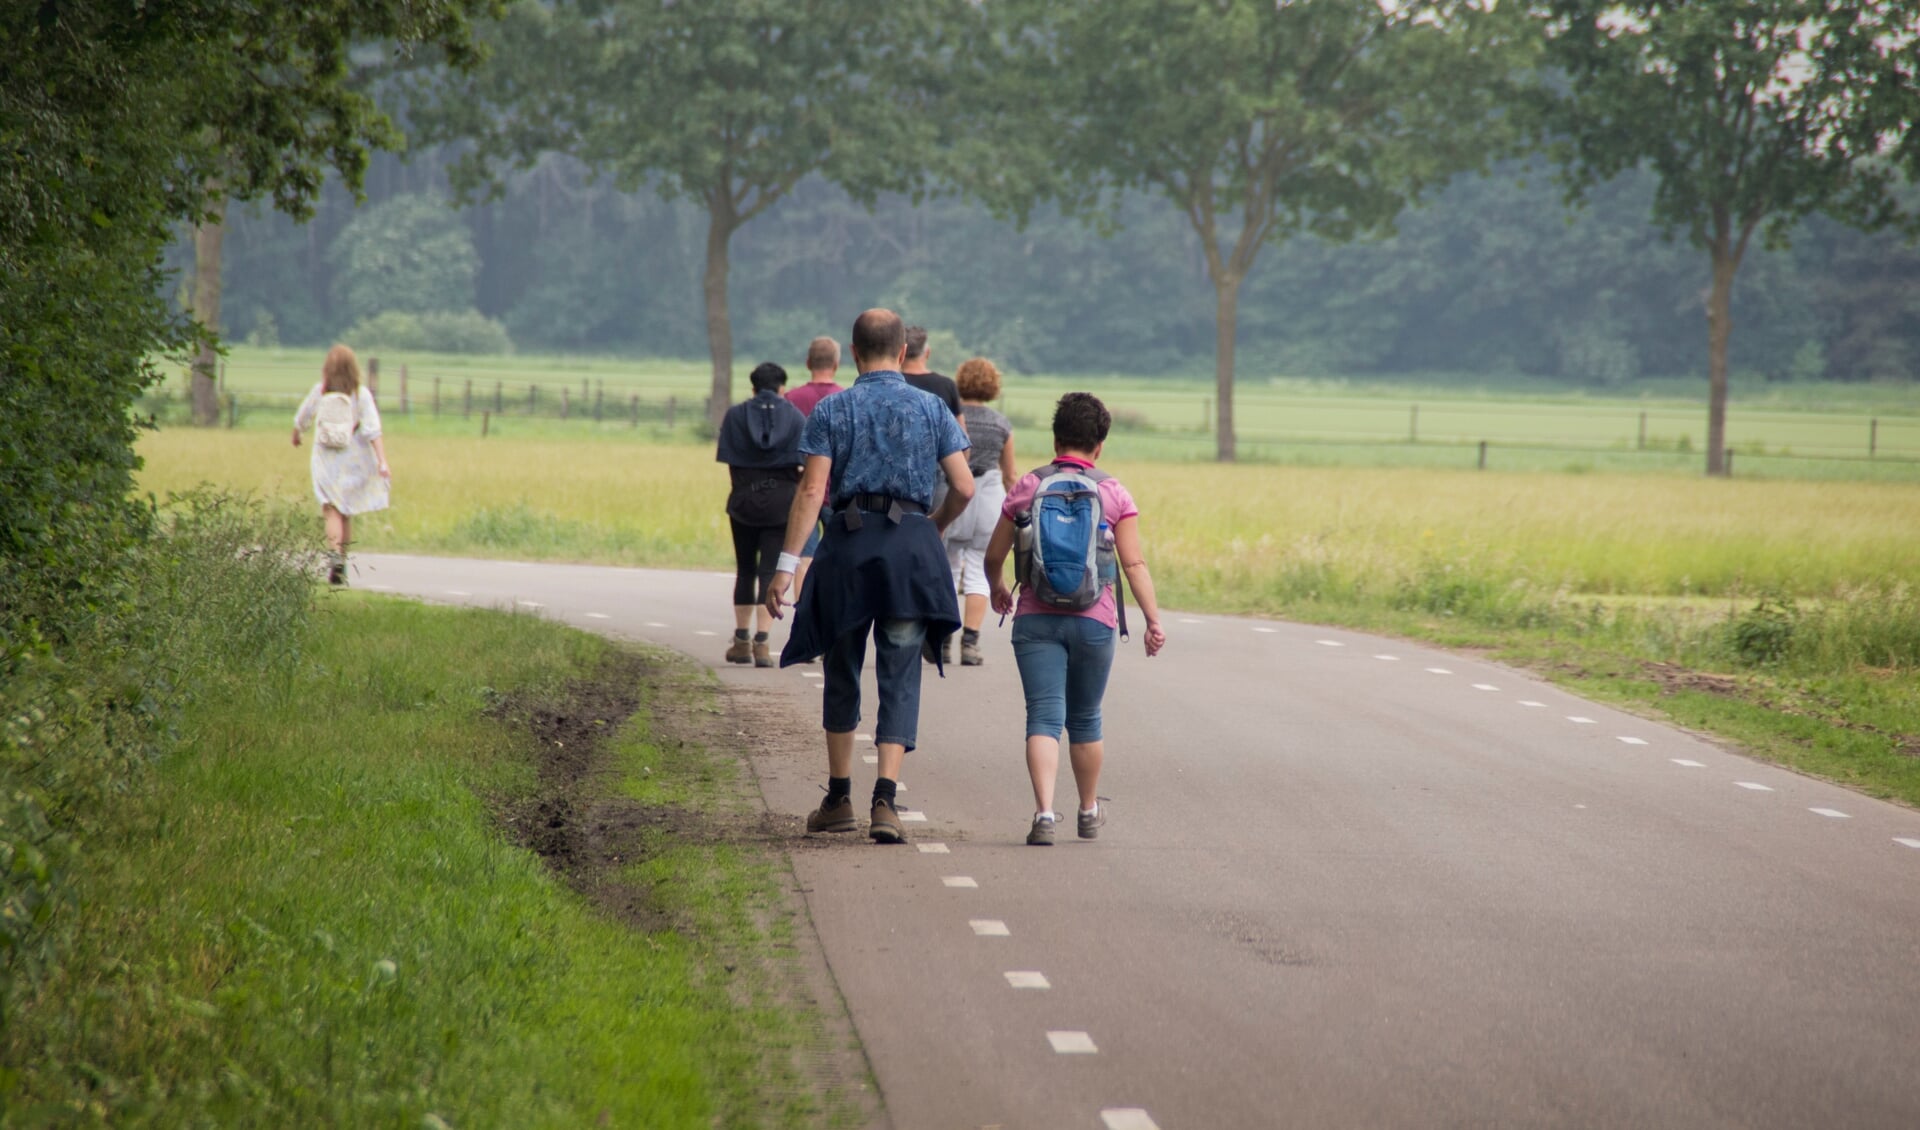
top-left (799, 370), bottom-right (970, 510)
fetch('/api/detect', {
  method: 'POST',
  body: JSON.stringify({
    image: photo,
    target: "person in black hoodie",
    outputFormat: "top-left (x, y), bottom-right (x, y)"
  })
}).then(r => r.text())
top-left (716, 362), bottom-right (806, 667)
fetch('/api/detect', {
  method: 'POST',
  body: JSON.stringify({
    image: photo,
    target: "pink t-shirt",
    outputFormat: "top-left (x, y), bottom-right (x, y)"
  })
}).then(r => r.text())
top-left (786, 380), bottom-right (844, 417)
top-left (1000, 458), bottom-right (1139, 629)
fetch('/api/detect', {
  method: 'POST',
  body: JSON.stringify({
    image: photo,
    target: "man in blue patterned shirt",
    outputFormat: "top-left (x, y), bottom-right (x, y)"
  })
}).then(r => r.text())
top-left (766, 308), bottom-right (974, 843)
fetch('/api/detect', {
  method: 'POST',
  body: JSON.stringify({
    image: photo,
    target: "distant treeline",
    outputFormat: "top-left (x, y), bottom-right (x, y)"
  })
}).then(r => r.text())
top-left (202, 150), bottom-right (1919, 384)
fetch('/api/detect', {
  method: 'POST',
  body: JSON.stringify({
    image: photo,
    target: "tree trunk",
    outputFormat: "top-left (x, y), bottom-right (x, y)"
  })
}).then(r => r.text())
top-left (702, 201), bottom-right (737, 429)
top-left (1703, 233), bottom-right (1738, 477)
top-left (1213, 273), bottom-right (1241, 462)
top-left (189, 200), bottom-right (228, 427)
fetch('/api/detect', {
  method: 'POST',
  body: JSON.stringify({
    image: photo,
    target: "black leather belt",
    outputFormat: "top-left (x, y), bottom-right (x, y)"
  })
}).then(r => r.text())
top-left (834, 493), bottom-right (927, 530)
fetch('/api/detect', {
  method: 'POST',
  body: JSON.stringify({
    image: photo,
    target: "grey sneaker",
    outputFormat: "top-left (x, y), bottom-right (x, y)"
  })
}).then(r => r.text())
top-left (960, 636), bottom-right (983, 666)
top-left (806, 795), bottom-right (857, 834)
top-left (869, 799), bottom-right (906, 844)
top-left (1026, 813), bottom-right (1057, 846)
top-left (1077, 806), bottom-right (1106, 840)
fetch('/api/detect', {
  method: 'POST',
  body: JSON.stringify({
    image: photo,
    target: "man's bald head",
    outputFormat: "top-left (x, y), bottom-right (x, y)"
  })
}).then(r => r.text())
top-left (851, 308), bottom-right (906, 369)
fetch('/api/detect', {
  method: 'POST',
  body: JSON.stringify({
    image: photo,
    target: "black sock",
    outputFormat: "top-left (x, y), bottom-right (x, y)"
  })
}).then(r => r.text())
top-left (962, 628), bottom-right (979, 645)
top-left (826, 776), bottom-right (851, 804)
top-left (752, 631), bottom-right (768, 643)
top-left (871, 778), bottom-right (898, 808)
top-left (733, 628), bottom-right (750, 641)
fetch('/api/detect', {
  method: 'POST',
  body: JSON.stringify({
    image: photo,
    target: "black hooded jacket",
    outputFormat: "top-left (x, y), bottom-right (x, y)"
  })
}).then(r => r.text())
top-left (715, 388), bottom-right (806, 526)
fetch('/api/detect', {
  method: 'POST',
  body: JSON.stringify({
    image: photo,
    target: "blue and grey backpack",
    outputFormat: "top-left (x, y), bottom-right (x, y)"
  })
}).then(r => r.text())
top-left (1013, 461), bottom-right (1129, 637)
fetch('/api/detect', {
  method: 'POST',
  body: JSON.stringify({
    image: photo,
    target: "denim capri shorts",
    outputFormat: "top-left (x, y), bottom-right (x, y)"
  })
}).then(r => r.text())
top-left (1011, 613), bottom-right (1118, 743)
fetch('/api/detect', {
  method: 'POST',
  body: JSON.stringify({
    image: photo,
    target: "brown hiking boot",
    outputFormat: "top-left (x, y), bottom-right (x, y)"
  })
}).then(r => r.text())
top-left (868, 798), bottom-right (906, 844)
top-left (751, 635), bottom-right (773, 668)
top-left (960, 635), bottom-right (983, 666)
top-left (806, 795), bottom-right (858, 834)
top-left (724, 633), bottom-right (752, 664)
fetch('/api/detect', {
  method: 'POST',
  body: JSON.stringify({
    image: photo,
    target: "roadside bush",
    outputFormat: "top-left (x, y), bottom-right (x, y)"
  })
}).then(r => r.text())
top-left (1727, 593), bottom-right (1799, 666)
top-left (0, 492), bottom-right (312, 1024)
top-left (345, 309), bottom-right (514, 355)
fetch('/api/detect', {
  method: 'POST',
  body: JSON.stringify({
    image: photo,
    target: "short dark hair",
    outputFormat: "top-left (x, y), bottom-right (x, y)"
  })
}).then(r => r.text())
top-left (749, 361), bottom-right (788, 392)
top-left (1052, 392), bottom-right (1111, 452)
top-left (903, 325), bottom-right (929, 360)
top-left (851, 309), bottom-right (905, 365)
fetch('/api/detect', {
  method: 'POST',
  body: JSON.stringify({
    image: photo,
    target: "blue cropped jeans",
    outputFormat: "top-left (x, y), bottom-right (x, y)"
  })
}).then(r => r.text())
top-left (823, 617), bottom-right (928, 751)
top-left (1011, 613), bottom-right (1117, 743)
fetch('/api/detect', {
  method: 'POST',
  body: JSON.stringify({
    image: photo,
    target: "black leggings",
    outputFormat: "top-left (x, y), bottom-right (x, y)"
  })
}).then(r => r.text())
top-left (730, 520), bottom-right (787, 606)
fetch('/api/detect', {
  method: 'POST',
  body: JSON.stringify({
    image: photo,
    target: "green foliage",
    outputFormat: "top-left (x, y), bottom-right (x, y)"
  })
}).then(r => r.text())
top-left (346, 309), bottom-right (514, 355)
top-left (329, 193), bottom-right (482, 324)
top-left (1728, 593), bottom-right (1800, 665)
top-left (0, 0), bottom-right (491, 1043)
top-left (1, 494), bottom-right (312, 1021)
top-left (3, 602), bottom-right (852, 1126)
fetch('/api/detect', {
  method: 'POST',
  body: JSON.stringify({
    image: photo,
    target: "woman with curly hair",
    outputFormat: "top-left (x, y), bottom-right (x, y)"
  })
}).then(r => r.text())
top-left (291, 344), bottom-right (390, 586)
top-left (938, 357), bottom-right (1016, 666)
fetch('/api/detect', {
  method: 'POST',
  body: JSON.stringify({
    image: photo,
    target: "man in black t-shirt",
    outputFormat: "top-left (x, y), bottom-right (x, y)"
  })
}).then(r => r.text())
top-left (902, 326), bottom-right (967, 664)
top-left (902, 326), bottom-right (964, 422)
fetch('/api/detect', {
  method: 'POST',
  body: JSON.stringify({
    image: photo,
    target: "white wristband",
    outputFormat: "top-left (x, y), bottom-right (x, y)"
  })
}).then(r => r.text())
top-left (776, 552), bottom-right (802, 575)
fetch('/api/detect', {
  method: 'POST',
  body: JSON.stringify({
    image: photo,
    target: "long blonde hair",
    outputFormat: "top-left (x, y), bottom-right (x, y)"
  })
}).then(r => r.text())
top-left (321, 344), bottom-right (361, 396)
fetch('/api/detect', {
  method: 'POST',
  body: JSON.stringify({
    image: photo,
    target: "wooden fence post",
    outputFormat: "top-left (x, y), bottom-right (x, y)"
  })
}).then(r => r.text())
top-left (432, 376), bottom-right (441, 417)
top-left (482, 410), bottom-right (491, 438)
top-left (665, 396), bottom-right (677, 429)
top-left (399, 364), bottom-right (410, 415)
top-left (494, 380), bottom-right (503, 414)
top-left (561, 387), bottom-right (570, 419)
top-left (529, 383), bottom-right (538, 414)
top-left (1409, 404), bottom-right (1419, 443)
top-left (1870, 418), bottom-right (1878, 458)
top-left (1638, 411), bottom-right (1648, 450)
top-left (367, 357), bottom-right (380, 401)
top-left (225, 392), bottom-right (237, 429)
top-left (464, 378), bottom-right (472, 418)
top-left (630, 394), bottom-right (640, 427)
top-left (1477, 440), bottom-right (1487, 470)
top-left (1724, 448), bottom-right (1734, 477)
top-left (594, 383), bottom-right (603, 421)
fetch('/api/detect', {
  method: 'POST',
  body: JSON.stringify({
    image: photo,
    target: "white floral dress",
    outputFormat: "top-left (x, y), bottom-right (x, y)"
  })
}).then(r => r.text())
top-left (293, 384), bottom-right (390, 515)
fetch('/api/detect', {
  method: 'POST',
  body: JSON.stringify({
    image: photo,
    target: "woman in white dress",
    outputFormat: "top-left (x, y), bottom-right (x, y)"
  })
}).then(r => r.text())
top-left (291, 344), bottom-right (391, 585)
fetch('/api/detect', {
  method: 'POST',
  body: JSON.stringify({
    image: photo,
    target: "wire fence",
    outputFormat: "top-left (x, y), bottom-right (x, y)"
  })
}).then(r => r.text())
top-left (141, 370), bottom-right (1920, 474)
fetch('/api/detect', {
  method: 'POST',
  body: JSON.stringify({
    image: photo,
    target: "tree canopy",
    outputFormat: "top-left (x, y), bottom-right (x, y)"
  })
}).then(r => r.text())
top-left (1534, 0), bottom-right (1920, 473)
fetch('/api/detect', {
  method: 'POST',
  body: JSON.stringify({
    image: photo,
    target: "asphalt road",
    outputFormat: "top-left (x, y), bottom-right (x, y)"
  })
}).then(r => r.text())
top-left (353, 552), bottom-right (1920, 1130)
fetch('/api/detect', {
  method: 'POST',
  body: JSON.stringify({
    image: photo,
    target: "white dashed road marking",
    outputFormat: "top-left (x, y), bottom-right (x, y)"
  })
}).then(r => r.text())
top-left (1736, 782), bottom-right (1775, 792)
top-left (645, 621), bottom-right (667, 627)
top-left (1374, 654), bottom-right (1400, 661)
top-left (517, 600), bottom-right (543, 608)
top-left (970, 919), bottom-right (1010, 937)
top-left (1047, 1031), bottom-right (1097, 1054)
top-left (1671, 759), bottom-right (1706, 768)
top-left (1316, 640), bottom-right (1344, 648)
top-left (1101, 1110), bottom-right (1162, 1130)
top-left (856, 733), bottom-right (873, 742)
top-left (585, 612), bottom-right (609, 620)
top-left (693, 629), bottom-right (717, 636)
top-left (917, 843), bottom-right (950, 854)
top-left (1617, 736), bottom-right (1648, 745)
top-left (1896, 838), bottom-right (1920, 850)
top-left (364, 584), bottom-right (393, 592)
top-left (1253, 627), bottom-right (1278, 634)
top-left (1519, 700), bottom-right (1546, 708)
top-left (942, 877), bottom-right (978, 888)
top-left (1179, 617), bottom-right (1205, 624)
top-left (1426, 667), bottom-right (1452, 675)
top-left (444, 589), bottom-right (471, 596)
top-left (1004, 971), bottom-right (1050, 989)
top-left (1472, 683), bottom-right (1500, 691)
top-left (861, 754), bottom-right (878, 764)
top-left (1810, 808), bottom-right (1851, 819)
top-left (900, 811), bottom-right (928, 823)
top-left (801, 671), bottom-right (823, 679)
top-left (1568, 716), bottom-right (1596, 725)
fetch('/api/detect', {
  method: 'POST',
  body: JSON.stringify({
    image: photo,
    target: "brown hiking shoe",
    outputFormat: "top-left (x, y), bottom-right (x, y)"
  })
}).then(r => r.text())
top-left (806, 795), bottom-right (857, 834)
top-left (724, 634), bottom-right (752, 664)
top-left (1077, 805), bottom-right (1106, 840)
top-left (751, 638), bottom-right (774, 668)
top-left (960, 636), bottom-right (983, 666)
top-left (1026, 813), bottom-right (1057, 846)
top-left (868, 798), bottom-right (906, 844)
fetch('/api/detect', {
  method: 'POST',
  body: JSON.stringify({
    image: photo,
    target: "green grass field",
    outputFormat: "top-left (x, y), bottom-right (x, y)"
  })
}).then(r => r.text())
top-left (2, 597), bottom-right (860, 1127)
top-left (159, 346), bottom-right (1920, 476)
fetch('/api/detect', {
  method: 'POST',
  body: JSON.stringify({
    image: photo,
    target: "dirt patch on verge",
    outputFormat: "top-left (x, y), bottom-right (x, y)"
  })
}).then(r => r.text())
top-left (1643, 660), bottom-right (1745, 698)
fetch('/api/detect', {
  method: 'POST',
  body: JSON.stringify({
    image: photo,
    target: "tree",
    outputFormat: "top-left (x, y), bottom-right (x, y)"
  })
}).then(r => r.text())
top-left (978, 0), bottom-right (1520, 460)
top-left (329, 192), bottom-right (482, 322)
top-left (1536, 0), bottom-right (1920, 475)
top-left (423, 0), bottom-right (960, 426)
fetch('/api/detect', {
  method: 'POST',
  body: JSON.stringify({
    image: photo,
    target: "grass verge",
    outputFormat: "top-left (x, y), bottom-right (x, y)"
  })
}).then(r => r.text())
top-left (1, 595), bottom-right (864, 1128)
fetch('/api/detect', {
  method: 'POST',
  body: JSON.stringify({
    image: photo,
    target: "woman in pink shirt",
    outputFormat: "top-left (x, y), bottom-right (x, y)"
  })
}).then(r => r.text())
top-left (986, 393), bottom-right (1167, 846)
